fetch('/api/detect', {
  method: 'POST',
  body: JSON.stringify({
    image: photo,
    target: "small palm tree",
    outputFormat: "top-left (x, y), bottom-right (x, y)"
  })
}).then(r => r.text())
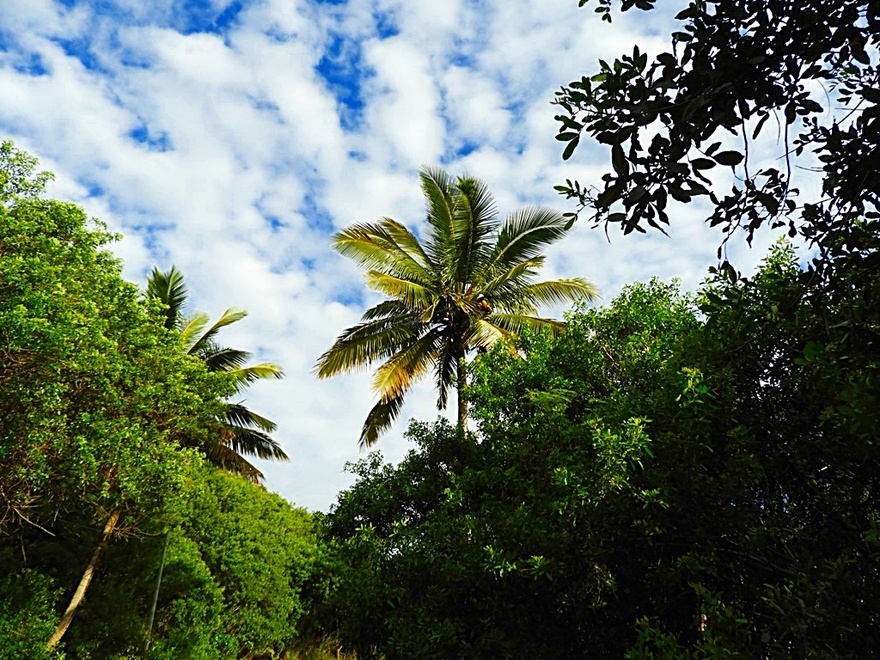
top-left (147, 266), bottom-right (287, 481)
top-left (315, 166), bottom-right (598, 447)
top-left (141, 267), bottom-right (287, 650)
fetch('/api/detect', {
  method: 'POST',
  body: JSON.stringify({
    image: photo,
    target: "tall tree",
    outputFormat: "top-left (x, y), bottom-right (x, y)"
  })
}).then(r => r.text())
top-left (147, 266), bottom-right (287, 482)
top-left (47, 249), bottom-right (288, 651)
top-left (315, 166), bottom-right (598, 447)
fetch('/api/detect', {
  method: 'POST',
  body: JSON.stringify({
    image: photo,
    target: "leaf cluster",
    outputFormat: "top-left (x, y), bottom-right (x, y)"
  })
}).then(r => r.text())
top-left (555, 0), bottom-right (880, 262)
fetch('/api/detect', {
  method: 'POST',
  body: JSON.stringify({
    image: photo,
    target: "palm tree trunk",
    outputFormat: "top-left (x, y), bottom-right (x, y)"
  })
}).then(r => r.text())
top-left (46, 506), bottom-right (122, 650)
top-left (456, 355), bottom-right (467, 432)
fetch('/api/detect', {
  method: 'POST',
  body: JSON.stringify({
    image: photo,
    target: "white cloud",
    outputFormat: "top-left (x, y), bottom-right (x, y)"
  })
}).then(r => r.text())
top-left (441, 66), bottom-right (510, 146)
top-left (0, 0), bottom-right (781, 511)
top-left (361, 36), bottom-right (445, 167)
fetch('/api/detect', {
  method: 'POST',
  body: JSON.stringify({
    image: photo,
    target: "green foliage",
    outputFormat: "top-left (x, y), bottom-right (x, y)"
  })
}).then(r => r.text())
top-left (320, 241), bottom-right (880, 657)
top-left (170, 468), bottom-right (319, 657)
top-left (0, 139), bottom-right (54, 206)
top-left (0, 467), bottom-right (322, 659)
top-left (0, 570), bottom-right (62, 659)
top-left (0, 143), bottom-right (310, 657)
top-left (107, 468), bottom-right (323, 658)
top-left (0, 181), bottom-right (228, 535)
top-left (144, 530), bottom-right (232, 660)
top-left (554, 0), bottom-right (880, 269)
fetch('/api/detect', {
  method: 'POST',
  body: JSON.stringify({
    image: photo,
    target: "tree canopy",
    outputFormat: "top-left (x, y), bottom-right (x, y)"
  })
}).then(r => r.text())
top-left (318, 240), bottom-right (880, 657)
top-left (0, 142), bottom-right (322, 659)
top-left (554, 0), bottom-right (880, 268)
top-left (0, 147), bottom-right (227, 539)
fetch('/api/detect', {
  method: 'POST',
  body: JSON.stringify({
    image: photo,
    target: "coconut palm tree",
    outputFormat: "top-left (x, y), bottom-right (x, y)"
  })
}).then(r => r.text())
top-left (147, 266), bottom-right (287, 481)
top-left (315, 166), bottom-right (599, 447)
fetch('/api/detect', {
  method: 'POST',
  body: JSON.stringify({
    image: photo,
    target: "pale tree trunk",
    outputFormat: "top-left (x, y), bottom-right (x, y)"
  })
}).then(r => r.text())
top-left (46, 507), bottom-right (122, 650)
top-left (145, 530), bottom-right (171, 652)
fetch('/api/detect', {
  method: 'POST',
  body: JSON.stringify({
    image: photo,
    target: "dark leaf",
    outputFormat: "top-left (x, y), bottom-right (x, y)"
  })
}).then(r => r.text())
top-left (691, 158), bottom-right (716, 170)
top-left (713, 150), bottom-right (744, 166)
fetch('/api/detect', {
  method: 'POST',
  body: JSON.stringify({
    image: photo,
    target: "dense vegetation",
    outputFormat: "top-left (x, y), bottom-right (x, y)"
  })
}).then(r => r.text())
top-left (2, 0), bottom-right (878, 656)
top-left (318, 240), bottom-right (879, 657)
top-left (0, 141), bottom-right (321, 658)
top-left (316, 0), bottom-right (880, 655)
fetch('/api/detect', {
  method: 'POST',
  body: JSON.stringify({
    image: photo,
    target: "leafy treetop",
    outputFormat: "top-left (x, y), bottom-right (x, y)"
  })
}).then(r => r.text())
top-left (555, 0), bottom-right (880, 265)
top-left (0, 140), bottom-right (54, 207)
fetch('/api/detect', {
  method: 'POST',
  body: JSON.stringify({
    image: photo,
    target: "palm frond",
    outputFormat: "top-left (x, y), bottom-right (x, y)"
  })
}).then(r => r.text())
top-left (489, 296), bottom-right (539, 317)
top-left (420, 166), bottom-right (456, 247)
top-left (451, 175), bottom-right (498, 283)
top-left (360, 392), bottom-right (405, 449)
top-left (226, 363), bottom-right (284, 392)
top-left (486, 208), bottom-right (573, 274)
top-left (199, 346), bottom-right (251, 372)
top-left (481, 258), bottom-right (543, 298)
top-left (224, 424), bottom-right (289, 461)
top-left (365, 271), bottom-right (432, 309)
top-left (382, 218), bottom-right (433, 271)
top-left (225, 402), bottom-right (278, 433)
top-left (515, 278), bottom-right (600, 307)
top-left (489, 313), bottom-right (566, 337)
top-left (147, 266), bottom-right (188, 329)
top-left (314, 314), bottom-right (423, 378)
top-left (189, 307), bottom-right (248, 356)
top-left (205, 442), bottom-right (265, 483)
top-left (361, 299), bottom-right (415, 321)
top-left (180, 313), bottom-right (210, 352)
top-left (433, 342), bottom-right (458, 411)
top-left (371, 328), bottom-right (443, 401)
top-left (333, 220), bottom-right (432, 284)
top-left (419, 297), bottom-right (440, 324)
top-left (468, 318), bottom-right (514, 351)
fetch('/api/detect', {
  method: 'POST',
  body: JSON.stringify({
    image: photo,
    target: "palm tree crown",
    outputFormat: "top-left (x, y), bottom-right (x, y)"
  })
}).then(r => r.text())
top-left (315, 166), bottom-right (599, 447)
top-left (147, 266), bottom-right (287, 482)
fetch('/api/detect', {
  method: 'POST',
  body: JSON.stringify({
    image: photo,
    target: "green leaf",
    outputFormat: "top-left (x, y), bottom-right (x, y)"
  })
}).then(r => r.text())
top-left (612, 143), bottom-right (628, 176)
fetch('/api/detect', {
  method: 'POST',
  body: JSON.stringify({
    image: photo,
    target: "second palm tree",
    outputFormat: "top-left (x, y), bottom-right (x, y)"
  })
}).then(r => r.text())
top-left (147, 266), bottom-right (287, 480)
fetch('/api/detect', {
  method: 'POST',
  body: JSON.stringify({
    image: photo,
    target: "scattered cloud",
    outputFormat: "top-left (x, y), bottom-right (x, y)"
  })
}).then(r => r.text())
top-left (0, 0), bottom-right (780, 511)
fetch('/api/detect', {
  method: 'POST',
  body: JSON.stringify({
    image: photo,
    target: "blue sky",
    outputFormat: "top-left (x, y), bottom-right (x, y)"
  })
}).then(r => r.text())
top-left (0, 0), bottom-right (779, 511)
